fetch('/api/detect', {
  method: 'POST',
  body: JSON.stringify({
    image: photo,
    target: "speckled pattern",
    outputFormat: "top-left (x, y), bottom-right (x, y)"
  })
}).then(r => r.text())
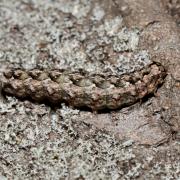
top-left (0, 0), bottom-right (179, 179)
top-left (0, 0), bottom-right (158, 111)
top-left (0, 0), bottom-right (151, 73)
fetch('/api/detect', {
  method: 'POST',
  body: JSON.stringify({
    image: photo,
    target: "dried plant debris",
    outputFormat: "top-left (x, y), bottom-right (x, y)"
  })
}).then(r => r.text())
top-left (2, 62), bottom-right (166, 110)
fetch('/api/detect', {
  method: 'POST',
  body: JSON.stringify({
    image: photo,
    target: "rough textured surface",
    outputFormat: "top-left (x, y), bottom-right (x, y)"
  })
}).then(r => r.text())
top-left (0, 0), bottom-right (179, 179)
top-left (2, 63), bottom-right (166, 110)
top-left (162, 0), bottom-right (180, 25)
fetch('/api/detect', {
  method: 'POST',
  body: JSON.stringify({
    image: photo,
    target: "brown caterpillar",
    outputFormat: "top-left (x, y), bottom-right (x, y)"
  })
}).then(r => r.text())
top-left (1, 62), bottom-right (166, 110)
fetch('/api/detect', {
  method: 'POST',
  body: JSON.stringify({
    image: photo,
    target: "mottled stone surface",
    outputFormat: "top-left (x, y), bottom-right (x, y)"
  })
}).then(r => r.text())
top-left (0, 0), bottom-right (179, 179)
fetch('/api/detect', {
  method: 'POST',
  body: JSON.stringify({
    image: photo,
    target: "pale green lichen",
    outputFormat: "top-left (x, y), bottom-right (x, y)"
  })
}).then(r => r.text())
top-left (0, 0), bottom-right (179, 179)
top-left (0, 98), bottom-right (179, 179)
top-left (113, 28), bottom-right (139, 52)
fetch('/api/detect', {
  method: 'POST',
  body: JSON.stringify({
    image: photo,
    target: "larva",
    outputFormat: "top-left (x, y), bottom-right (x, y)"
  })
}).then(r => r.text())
top-left (1, 62), bottom-right (166, 110)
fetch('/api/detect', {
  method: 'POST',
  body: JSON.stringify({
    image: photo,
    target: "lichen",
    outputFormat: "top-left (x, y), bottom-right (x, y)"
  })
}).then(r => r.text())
top-left (0, 0), bottom-right (179, 179)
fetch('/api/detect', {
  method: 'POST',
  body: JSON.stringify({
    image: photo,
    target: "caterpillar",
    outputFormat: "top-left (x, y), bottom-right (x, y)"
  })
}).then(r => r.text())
top-left (1, 62), bottom-right (166, 110)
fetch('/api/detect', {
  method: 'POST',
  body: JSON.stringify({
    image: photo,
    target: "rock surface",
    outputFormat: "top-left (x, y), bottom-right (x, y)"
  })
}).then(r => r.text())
top-left (0, 0), bottom-right (179, 179)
